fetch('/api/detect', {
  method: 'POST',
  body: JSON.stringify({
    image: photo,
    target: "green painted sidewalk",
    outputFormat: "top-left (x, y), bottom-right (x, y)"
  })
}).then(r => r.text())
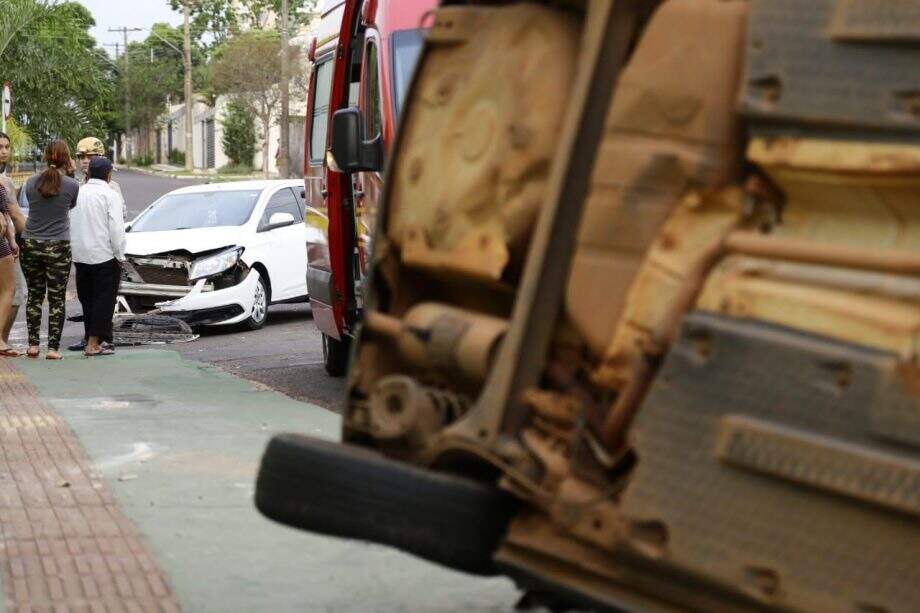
top-left (14, 350), bottom-right (517, 612)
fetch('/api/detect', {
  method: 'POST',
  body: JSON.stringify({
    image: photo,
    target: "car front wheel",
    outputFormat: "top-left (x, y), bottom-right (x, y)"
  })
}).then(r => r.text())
top-left (244, 273), bottom-right (269, 331)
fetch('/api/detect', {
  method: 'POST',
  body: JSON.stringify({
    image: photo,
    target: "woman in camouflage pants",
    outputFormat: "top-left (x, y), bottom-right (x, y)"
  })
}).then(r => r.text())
top-left (20, 140), bottom-right (80, 359)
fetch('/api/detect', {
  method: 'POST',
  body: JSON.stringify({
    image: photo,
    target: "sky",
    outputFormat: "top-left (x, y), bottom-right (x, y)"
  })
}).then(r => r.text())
top-left (76, 0), bottom-right (184, 56)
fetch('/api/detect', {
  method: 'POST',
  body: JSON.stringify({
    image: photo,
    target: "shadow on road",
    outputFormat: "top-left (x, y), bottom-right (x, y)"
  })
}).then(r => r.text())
top-left (194, 303), bottom-right (314, 337)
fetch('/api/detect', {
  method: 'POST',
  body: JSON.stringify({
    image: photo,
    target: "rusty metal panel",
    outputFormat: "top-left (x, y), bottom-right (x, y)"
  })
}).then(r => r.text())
top-left (871, 363), bottom-right (920, 449)
top-left (741, 0), bottom-right (920, 137)
top-left (696, 266), bottom-right (920, 359)
top-left (566, 0), bottom-right (749, 357)
top-left (714, 415), bottom-right (920, 518)
top-left (830, 0), bottom-right (920, 42)
top-left (619, 312), bottom-right (920, 612)
top-left (386, 4), bottom-right (581, 281)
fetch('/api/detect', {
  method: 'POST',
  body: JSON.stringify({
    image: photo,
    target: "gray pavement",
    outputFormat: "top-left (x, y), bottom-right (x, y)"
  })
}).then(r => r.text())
top-left (11, 350), bottom-right (519, 612)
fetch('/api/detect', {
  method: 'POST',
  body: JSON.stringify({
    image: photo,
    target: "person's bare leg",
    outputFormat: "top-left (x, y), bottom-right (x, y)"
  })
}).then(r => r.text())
top-left (3, 304), bottom-right (18, 344)
top-left (0, 258), bottom-right (16, 352)
top-left (86, 335), bottom-right (100, 354)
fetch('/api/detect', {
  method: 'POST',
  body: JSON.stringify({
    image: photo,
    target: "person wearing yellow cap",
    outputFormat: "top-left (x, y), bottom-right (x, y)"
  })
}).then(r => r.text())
top-left (76, 137), bottom-right (124, 208)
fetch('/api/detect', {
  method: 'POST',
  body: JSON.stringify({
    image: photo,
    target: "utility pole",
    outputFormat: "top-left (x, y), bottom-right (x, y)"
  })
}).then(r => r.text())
top-left (183, 2), bottom-right (194, 172)
top-left (109, 27), bottom-right (142, 161)
top-left (279, 0), bottom-right (291, 178)
top-left (103, 44), bottom-right (121, 162)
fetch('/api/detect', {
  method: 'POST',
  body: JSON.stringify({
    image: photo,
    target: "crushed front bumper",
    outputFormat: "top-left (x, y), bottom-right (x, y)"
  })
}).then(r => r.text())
top-left (118, 269), bottom-right (258, 326)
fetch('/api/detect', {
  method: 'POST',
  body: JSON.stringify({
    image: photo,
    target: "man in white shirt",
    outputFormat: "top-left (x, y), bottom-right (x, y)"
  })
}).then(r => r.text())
top-left (70, 157), bottom-right (126, 356)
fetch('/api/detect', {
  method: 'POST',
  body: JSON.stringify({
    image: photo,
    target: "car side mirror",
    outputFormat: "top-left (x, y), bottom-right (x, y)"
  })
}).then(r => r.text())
top-left (267, 212), bottom-right (296, 230)
top-left (330, 107), bottom-right (382, 173)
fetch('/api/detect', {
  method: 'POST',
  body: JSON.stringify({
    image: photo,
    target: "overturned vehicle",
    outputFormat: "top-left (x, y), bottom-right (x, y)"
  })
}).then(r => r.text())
top-left (256, 0), bottom-right (920, 611)
top-left (120, 180), bottom-right (314, 329)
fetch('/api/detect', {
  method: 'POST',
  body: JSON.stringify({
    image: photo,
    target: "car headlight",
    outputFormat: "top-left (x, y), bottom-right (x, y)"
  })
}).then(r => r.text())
top-left (189, 247), bottom-right (244, 281)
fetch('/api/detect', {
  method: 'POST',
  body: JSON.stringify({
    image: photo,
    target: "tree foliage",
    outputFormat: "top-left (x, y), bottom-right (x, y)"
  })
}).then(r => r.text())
top-left (0, 0), bottom-right (51, 59)
top-left (112, 23), bottom-right (212, 157)
top-left (211, 30), bottom-right (304, 175)
top-left (0, 1), bottom-right (116, 145)
top-left (169, 0), bottom-right (318, 46)
top-left (221, 98), bottom-right (256, 168)
top-left (117, 48), bottom-right (180, 156)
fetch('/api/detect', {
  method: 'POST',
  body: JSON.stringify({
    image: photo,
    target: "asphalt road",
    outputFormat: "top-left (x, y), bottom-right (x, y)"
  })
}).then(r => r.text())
top-left (12, 168), bottom-right (347, 412)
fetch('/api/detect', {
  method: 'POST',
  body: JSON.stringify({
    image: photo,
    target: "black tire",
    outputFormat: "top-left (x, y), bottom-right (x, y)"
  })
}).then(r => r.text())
top-left (255, 434), bottom-right (518, 576)
top-left (322, 333), bottom-right (349, 377)
top-left (243, 273), bottom-right (269, 331)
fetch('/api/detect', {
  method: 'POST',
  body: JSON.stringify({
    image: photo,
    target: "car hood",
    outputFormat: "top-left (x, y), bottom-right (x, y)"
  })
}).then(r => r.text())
top-left (126, 226), bottom-right (246, 257)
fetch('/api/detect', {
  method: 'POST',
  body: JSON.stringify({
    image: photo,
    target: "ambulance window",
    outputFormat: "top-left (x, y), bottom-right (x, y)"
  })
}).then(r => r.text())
top-left (310, 58), bottom-right (334, 164)
top-left (392, 29), bottom-right (425, 118)
top-left (364, 42), bottom-right (382, 139)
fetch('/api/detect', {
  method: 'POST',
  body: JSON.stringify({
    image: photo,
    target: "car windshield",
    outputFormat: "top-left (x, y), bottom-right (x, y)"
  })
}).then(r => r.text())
top-left (391, 29), bottom-right (426, 118)
top-left (130, 190), bottom-right (261, 232)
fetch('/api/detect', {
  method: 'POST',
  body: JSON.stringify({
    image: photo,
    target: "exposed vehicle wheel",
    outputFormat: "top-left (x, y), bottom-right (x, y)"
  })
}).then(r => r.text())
top-left (244, 273), bottom-right (269, 331)
top-left (322, 333), bottom-right (348, 376)
top-left (255, 434), bottom-right (518, 576)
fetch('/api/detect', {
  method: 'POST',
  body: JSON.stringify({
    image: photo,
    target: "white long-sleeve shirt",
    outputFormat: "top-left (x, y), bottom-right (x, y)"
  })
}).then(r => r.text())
top-left (70, 179), bottom-right (126, 264)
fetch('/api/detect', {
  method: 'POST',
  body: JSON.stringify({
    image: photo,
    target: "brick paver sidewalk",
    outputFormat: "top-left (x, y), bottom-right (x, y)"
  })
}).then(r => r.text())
top-left (0, 358), bottom-right (180, 612)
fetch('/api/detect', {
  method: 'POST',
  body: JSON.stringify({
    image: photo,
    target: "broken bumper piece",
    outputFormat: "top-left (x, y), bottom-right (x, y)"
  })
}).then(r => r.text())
top-left (119, 269), bottom-right (259, 326)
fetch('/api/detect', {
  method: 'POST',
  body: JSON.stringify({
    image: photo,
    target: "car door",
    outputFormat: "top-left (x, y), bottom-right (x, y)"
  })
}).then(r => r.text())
top-left (253, 187), bottom-right (307, 301)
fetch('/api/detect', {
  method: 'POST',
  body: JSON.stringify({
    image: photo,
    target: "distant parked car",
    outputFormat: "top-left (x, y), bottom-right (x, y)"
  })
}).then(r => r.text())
top-left (120, 180), bottom-right (323, 330)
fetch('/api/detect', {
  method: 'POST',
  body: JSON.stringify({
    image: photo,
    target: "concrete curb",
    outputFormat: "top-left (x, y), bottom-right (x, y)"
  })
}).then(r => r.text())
top-left (119, 166), bottom-right (267, 182)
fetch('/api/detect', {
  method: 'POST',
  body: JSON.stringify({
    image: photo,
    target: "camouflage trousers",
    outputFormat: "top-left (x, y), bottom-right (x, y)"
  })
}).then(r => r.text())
top-left (20, 239), bottom-right (72, 350)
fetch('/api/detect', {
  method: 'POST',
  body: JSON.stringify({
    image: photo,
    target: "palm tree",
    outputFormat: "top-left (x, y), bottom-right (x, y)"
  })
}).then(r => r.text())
top-left (0, 0), bottom-right (54, 60)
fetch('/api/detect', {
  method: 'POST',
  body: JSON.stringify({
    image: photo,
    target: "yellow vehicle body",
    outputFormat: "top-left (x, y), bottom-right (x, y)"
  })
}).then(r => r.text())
top-left (257, 1), bottom-right (920, 610)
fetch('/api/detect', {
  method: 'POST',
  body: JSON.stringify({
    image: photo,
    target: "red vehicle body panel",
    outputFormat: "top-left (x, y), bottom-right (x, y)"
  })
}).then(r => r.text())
top-left (303, 0), bottom-right (436, 342)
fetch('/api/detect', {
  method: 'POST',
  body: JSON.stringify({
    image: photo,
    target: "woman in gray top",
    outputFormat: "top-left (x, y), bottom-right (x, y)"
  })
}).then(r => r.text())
top-left (20, 140), bottom-right (79, 359)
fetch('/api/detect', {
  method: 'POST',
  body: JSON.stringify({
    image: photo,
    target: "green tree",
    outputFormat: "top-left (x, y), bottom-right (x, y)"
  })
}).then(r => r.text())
top-left (211, 30), bottom-right (304, 176)
top-left (221, 98), bottom-right (256, 168)
top-left (117, 49), bottom-right (183, 158)
top-left (1, 1), bottom-right (116, 145)
top-left (0, 0), bottom-right (51, 59)
top-left (169, 0), bottom-right (318, 46)
top-left (112, 23), bottom-right (209, 159)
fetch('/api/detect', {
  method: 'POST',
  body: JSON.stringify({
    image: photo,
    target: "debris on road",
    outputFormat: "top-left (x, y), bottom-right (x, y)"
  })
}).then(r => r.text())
top-left (113, 313), bottom-right (199, 346)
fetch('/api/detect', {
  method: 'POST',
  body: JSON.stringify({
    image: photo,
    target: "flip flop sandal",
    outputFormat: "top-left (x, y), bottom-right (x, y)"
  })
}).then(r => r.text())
top-left (45, 353), bottom-right (63, 361)
top-left (25, 349), bottom-right (40, 359)
top-left (84, 348), bottom-right (115, 357)
top-left (0, 347), bottom-right (21, 357)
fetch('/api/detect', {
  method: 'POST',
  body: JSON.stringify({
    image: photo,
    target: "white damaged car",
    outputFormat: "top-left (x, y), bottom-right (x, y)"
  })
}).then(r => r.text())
top-left (120, 180), bottom-right (320, 330)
